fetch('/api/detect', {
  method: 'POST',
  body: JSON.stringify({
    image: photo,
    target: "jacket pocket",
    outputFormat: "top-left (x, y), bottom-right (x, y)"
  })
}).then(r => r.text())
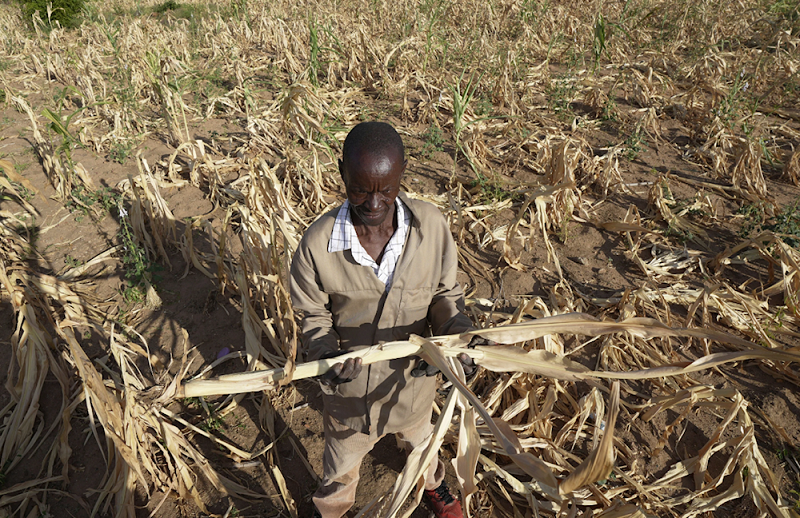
top-left (410, 374), bottom-right (437, 414)
top-left (399, 287), bottom-right (434, 320)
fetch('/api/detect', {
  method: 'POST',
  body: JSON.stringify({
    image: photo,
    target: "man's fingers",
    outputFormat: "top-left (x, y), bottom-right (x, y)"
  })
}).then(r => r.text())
top-left (467, 335), bottom-right (498, 348)
top-left (458, 352), bottom-right (476, 376)
top-left (321, 362), bottom-right (344, 385)
top-left (349, 359), bottom-right (363, 381)
top-left (339, 359), bottom-right (355, 380)
top-left (338, 357), bottom-right (363, 383)
top-left (411, 359), bottom-right (438, 377)
top-left (410, 360), bottom-right (428, 377)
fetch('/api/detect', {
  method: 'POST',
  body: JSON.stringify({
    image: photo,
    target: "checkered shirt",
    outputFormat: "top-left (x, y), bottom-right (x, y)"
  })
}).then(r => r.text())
top-left (328, 198), bottom-right (411, 290)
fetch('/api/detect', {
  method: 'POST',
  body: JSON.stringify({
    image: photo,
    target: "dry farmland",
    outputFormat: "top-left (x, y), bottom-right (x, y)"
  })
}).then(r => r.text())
top-left (1, 0), bottom-right (800, 516)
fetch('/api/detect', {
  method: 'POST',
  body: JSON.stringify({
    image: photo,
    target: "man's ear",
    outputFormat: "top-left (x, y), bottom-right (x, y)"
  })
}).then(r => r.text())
top-left (338, 158), bottom-right (346, 185)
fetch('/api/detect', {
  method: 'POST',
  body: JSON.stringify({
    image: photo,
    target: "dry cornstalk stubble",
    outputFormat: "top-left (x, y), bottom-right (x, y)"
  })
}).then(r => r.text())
top-left (2, 0), bottom-right (800, 516)
top-left (175, 314), bottom-right (800, 517)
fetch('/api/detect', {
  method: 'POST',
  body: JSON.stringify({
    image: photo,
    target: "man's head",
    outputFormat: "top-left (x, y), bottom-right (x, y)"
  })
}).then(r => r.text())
top-left (339, 122), bottom-right (406, 228)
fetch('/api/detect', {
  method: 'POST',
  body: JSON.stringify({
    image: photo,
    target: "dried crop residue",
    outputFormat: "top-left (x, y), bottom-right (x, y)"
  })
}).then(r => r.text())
top-left (1, 0), bottom-right (800, 517)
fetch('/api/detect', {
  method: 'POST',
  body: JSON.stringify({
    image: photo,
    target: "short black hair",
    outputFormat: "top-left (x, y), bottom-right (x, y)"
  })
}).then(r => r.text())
top-left (342, 121), bottom-right (404, 165)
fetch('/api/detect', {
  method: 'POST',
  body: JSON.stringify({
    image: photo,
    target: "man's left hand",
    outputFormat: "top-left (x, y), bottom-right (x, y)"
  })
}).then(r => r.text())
top-left (410, 335), bottom-right (494, 378)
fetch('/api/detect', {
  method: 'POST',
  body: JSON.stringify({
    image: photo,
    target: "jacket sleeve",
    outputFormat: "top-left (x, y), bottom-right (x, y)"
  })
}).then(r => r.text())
top-left (428, 216), bottom-right (475, 336)
top-left (290, 239), bottom-right (340, 362)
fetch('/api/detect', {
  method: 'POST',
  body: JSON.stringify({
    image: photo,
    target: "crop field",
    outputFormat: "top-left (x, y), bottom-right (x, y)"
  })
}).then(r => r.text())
top-left (1, 0), bottom-right (800, 516)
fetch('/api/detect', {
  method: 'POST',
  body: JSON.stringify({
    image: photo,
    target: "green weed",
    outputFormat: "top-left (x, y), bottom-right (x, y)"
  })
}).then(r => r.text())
top-left (664, 224), bottom-right (694, 245)
top-left (420, 125), bottom-right (444, 159)
top-left (200, 413), bottom-right (225, 432)
top-left (153, 0), bottom-right (180, 13)
top-left (64, 254), bottom-right (84, 268)
top-left (420, 0), bottom-right (447, 73)
top-left (739, 201), bottom-right (800, 248)
top-left (8, 179), bottom-right (34, 202)
top-left (450, 70), bottom-right (485, 163)
top-left (18, 0), bottom-right (86, 29)
top-left (308, 17), bottom-right (321, 86)
top-left (66, 185), bottom-right (118, 218)
top-left (228, 0), bottom-right (249, 24)
top-left (765, 202), bottom-right (800, 248)
top-left (469, 173), bottom-right (519, 204)
top-left (736, 202), bottom-right (768, 237)
top-left (108, 139), bottom-right (135, 164)
top-left (623, 128), bottom-right (645, 160)
top-left (519, 0), bottom-right (548, 27)
top-left (714, 71), bottom-right (755, 128)
top-left (546, 76), bottom-right (576, 119)
top-left (592, 13), bottom-right (607, 71)
top-left (117, 208), bottom-right (154, 305)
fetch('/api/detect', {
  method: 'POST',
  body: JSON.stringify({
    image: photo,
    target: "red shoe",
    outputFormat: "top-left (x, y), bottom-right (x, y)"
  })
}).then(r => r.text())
top-left (423, 481), bottom-right (464, 518)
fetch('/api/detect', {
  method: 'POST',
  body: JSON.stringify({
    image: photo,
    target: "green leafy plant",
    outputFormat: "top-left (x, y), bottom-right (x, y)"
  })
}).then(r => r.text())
top-left (469, 173), bottom-right (519, 204)
top-left (18, 0), bottom-right (86, 29)
top-left (153, 0), bottom-right (180, 13)
top-left (664, 224), bottom-right (695, 245)
top-left (66, 185), bottom-right (119, 219)
top-left (714, 71), bottom-right (753, 127)
top-left (450, 71), bottom-right (484, 153)
top-left (764, 202), bottom-right (800, 248)
top-left (308, 17), bottom-right (321, 86)
top-left (546, 75), bottom-right (576, 119)
top-left (64, 254), bottom-right (84, 268)
top-left (592, 13), bottom-right (607, 71)
top-left (421, 125), bottom-right (444, 159)
top-left (7, 179), bottom-right (34, 202)
top-left (228, 0), bottom-right (249, 24)
top-left (739, 201), bottom-right (800, 248)
top-left (420, 0), bottom-right (447, 73)
top-left (108, 139), bottom-right (135, 164)
top-left (117, 206), bottom-right (154, 304)
top-left (41, 87), bottom-right (89, 173)
top-left (623, 128), bottom-right (645, 160)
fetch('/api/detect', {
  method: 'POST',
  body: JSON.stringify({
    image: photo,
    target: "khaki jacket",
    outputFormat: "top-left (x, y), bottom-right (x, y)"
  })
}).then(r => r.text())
top-left (290, 192), bottom-right (473, 435)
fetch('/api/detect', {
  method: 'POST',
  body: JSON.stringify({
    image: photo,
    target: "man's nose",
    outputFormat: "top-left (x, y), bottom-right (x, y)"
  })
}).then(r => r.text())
top-left (366, 194), bottom-right (381, 210)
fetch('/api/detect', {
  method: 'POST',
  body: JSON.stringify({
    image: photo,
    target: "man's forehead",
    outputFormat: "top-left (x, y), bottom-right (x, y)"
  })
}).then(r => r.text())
top-left (343, 147), bottom-right (403, 171)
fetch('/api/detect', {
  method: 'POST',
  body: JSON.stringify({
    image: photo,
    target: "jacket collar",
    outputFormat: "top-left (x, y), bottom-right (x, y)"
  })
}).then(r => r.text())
top-left (391, 191), bottom-right (422, 290)
top-left (397, 191), bottom-right (420, 228)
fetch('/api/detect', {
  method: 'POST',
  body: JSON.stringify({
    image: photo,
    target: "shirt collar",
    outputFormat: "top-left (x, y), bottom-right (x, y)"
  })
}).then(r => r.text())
top-left (328, 197), bottom-right (408, 253)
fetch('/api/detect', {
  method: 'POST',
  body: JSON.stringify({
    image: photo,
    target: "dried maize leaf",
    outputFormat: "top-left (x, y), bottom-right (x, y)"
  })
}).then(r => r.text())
top-left (559, 383), bottom-right (620, 495)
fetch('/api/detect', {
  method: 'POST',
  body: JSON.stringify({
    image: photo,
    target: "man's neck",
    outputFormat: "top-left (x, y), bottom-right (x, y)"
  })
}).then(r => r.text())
top-left (353, 208), bottom-right (397, 240)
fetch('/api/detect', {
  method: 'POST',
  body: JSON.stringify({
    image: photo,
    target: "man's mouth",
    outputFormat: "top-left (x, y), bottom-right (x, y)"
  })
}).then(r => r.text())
top-left (361, 211), bottom-right (383, 220)
top-left (357, 208), bottom-right (386, 223)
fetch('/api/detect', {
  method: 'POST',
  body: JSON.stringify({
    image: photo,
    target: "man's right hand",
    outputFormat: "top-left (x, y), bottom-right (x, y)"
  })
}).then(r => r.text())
top-left (319, 351), bottom-right (363, 387)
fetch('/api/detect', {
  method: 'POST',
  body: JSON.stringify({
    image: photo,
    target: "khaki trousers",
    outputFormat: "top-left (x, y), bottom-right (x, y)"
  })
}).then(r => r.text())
top-left (312, 409), bottom-right (445, 518)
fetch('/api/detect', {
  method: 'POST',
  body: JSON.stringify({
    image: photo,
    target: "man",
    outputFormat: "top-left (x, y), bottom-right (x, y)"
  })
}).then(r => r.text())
top-left (290, 121), bottom-right (475, 518)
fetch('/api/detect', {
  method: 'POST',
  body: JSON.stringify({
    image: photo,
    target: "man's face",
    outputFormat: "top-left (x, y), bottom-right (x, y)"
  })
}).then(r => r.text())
top-left (340, 150), bottom-right (406, 228)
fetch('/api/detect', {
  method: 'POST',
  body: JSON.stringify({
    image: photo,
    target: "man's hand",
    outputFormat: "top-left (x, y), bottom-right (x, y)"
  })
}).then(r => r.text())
top-left (410, 335), bottom-right (494, 378)
top-left (319, 351), bottom-right (363, 387)
top-left (410, 354), bottom-right (477, 377)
